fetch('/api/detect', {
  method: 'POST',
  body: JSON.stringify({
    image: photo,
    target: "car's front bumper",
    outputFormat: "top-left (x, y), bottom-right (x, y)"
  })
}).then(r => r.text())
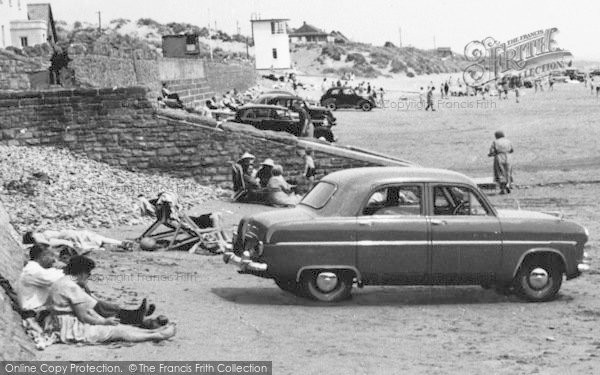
top-left (577, 251), bottom-right (592, 273)
top-left (223, 251), bottom-right (268, 272)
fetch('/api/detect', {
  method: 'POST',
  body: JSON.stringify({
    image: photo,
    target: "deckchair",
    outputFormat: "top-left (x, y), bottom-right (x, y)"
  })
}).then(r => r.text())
top-left (138, 194), bottom-right (229, 253)
top-left (230, 162), bottom-right (270, 203)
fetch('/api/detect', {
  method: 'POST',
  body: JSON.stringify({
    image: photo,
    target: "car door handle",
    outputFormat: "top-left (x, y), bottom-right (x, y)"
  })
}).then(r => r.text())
top-left (431, 219), bottom-right (447, 226)
top-left (358, 220), bottom-right (373, 226)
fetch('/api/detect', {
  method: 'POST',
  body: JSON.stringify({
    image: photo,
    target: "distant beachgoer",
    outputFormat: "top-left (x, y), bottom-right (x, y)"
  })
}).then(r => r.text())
top-left (444, 81), bottom-right (449, 98)
top-left (419, 87), bottom-right (425, 106)
top-left (425, 86), bottom-right (435, 111)
top-left (303, 150), bottom-right (316, 190)
top-left (515, 87), bottom-right (520, 103)
top-left (321, 78), bottom-right (328, 93)
top-left (161, 83), bottom-right (183, 107)
top-left (488, 130), bottom-right (514, 194)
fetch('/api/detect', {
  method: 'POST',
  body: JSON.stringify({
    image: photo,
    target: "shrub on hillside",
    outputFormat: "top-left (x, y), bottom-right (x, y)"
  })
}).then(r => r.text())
top-left (321, 44), bottom-right (345, 61)
top-left (346, 52), bottom-right (366, 65)
top-left (369, 51), bottom-right (392, 69)
top-left (390, 58), bottom-right (407, 73)
top-left (406, 72), bottom-right (415, 78)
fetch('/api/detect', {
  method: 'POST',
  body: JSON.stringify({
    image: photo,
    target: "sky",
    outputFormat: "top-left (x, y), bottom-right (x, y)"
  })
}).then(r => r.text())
top-left (45, 0), bottom-right (600, 60)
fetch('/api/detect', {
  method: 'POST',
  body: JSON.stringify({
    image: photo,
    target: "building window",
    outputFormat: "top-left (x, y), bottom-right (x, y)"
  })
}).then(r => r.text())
top-left (272, 48), bottom-right (278, 59)
top-left (20, 37), bottom-right (28, 47)
top-left (270, 21), bottom-right (285, 35)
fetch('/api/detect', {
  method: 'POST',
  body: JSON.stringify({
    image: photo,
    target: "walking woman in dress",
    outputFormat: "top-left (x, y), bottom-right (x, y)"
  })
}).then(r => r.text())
top-left (488, 130), bottom-right (514, 194)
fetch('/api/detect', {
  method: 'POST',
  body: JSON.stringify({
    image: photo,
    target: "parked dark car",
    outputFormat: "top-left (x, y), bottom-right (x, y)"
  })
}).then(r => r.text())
top-left (254, 93), bottom-right (337, 127)
top-left (320, 87), bottom-right (376, 111)
top-left (234, 104), bottom-right (301, 136)
top-left (224, 167), bottom-right (591, 302)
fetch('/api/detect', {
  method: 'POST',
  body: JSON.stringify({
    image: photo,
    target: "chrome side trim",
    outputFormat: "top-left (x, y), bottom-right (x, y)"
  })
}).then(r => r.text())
top-left (274, 240), bottom-right (577, 247)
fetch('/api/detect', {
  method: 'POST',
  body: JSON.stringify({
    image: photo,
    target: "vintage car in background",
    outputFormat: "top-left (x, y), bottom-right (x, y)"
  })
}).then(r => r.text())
top-left (234, 103), bottom-right (335, 142)
top-left (224, 167), bottom-right (591, 302)
top-left (234, 104), bottom-right (302, 136)
top-left (320, 87), bottom-right (376, 111)
top-left (253, 93), bottom-right (337, 127)
top-left (253, 93), bottom-right (337, 142)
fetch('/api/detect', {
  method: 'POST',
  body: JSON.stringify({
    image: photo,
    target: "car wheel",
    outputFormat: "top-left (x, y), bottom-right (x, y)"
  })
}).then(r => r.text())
top-left (274, 278), bottom-right (305, 297)
top-left (360, 101), bottom-right (373, 111)
top-left (324, 100), bottom-right (337, 111)
top-left (514, 258), bottom-right (563, 302)
top-left (303, 270), bottom-right (353, 302)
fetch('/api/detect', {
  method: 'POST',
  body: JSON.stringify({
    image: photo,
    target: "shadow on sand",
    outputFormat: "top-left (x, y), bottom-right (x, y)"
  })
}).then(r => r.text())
top-left (212, 285), bottom-right (573, 306)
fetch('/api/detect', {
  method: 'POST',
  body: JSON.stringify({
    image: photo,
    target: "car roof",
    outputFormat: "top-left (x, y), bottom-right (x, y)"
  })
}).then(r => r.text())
top-left (238, 104), bottom-right (289, 111)
top-left (322, 167), bottom-right (476, 187)
top-left (256, 93), bottom-right (302, 100)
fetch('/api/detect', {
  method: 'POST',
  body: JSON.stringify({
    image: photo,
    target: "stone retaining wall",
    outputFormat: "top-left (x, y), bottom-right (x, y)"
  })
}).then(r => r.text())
top-left (0, 202), bottom-right (36, 360)
top-left (0, 87), bottom-right (412, 187)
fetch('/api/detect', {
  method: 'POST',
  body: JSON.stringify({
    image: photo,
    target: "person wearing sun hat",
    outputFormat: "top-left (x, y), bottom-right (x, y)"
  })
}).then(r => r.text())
top-left (256, 158), bottom-right (275, 188)
top-left (234, 152), bottom-right (260, 201)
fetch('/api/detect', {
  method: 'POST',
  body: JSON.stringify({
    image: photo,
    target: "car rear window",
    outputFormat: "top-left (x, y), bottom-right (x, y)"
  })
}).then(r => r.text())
top-left (300, 181), bottom-right (336, 209)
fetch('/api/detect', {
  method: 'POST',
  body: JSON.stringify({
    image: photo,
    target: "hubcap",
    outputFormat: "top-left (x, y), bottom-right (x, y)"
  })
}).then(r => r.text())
top-left (528, 267), bottom-right (549, 290)
top-left (316, 272), bottom-right (338, 292)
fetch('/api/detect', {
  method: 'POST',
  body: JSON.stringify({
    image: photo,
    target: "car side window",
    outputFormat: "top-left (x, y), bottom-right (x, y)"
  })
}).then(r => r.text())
top-left (330, 89), bottom-right (340, 96)
top-left (243, 109), bottom-right (255, 119)
top-left (362, 185), bottom-right (422, 216)
top-left (342, 88), bottom-right (354, 95)
top-left (433, 186), bottom-right (490, 216)
top-left (255, 108), bottom-right (270, 118)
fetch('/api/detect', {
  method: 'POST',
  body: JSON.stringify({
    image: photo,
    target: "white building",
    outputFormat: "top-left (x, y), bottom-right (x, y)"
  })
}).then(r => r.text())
top-left (251, 18), bottom-right (291, 70)
top-left (0, 0), bottom-right (48, 49)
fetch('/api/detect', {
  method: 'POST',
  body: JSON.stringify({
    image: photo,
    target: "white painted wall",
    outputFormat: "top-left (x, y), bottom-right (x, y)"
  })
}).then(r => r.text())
top-left (10, 20), bottom-right (46, 47)
top-left (0, 0), bottom-right (48, 48)
top-left (252, 20), bottom-right (291, 70)
top-left (0, 0), bottom-right (28, 48)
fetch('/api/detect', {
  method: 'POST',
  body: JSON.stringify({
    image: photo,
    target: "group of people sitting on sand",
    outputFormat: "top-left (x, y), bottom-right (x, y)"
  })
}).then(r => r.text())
top-left (233, 151), bottom-right (315, 206)
top-left (15, 238), bottom-right (176, 348)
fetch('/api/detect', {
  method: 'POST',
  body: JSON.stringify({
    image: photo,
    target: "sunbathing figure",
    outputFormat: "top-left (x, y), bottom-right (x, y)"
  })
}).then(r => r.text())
top-left (23, 230), bottom-right (130, 253)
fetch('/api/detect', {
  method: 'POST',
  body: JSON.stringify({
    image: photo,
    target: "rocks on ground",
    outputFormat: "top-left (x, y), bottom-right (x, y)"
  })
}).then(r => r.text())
top-left (0, 145), bottom-right (229, 233)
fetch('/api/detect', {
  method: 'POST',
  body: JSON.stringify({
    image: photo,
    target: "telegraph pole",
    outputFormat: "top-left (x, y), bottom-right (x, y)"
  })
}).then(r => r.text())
top-left (207, 9), bottom-right (213, 61)
top-left (398, 27), bottom-right (402, 48)
top-left (97, 11), bottom-right (101, 33)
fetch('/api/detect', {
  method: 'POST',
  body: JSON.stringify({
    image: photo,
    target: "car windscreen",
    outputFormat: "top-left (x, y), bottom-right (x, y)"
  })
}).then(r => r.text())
top-left (300, 181), bottom-right (337, 209)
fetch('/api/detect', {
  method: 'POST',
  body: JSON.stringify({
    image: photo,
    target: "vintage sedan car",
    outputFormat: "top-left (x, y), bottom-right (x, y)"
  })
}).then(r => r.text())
top-left (224, 167), bottom-right (591, 302)
top-left (253, 93), bottom-right (337, 127)
top-left (320, 87), bottom-right (376, 111)
top-left (234, 104), bottom-right (302, 136)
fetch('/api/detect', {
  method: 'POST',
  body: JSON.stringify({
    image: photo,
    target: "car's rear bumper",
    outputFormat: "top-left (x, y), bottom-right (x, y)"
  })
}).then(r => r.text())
top-left (223, 251), bottom-right (268, 273)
